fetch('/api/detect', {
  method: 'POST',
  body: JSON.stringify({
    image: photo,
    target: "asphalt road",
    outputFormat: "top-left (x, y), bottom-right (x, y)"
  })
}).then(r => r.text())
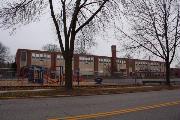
top-left (0, 89), bottom-right (180, 120)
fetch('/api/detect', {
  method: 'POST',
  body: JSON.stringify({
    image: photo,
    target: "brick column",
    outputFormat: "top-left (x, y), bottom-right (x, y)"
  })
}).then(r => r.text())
top-left (51, 52), bottom-right (56, 71)
top-left (126, 59), bottom-right (135, 78)
top-left (126, 59), bottom-right (130, 78)
top-left (111, 45), bottom-right (117, 75)
top-left (74, 54), bottom-right (79, 71)
top-left (27, 50), bottom-right (32, 66)
top-left (94, 56), bottom-right (99, 74)
top-left (16, 50), bottom-right (21, 75)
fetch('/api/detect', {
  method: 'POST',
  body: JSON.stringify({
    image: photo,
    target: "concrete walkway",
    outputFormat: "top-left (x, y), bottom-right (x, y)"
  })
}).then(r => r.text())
top-left (0, 89), bottom-right (55, 93)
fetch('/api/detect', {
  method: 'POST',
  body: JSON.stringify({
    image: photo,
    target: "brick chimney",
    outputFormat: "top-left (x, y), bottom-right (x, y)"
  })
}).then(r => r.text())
top-left (111, 45), bottom-right (117, 75)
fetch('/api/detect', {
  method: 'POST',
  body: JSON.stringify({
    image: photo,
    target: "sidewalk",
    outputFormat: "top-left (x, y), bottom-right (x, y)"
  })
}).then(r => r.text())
top-left (0, 89), bottom-right (55, 94)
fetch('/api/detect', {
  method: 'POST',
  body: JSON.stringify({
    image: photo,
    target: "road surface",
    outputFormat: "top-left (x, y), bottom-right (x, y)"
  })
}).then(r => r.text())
top-left (0, 89), bottom-right (180, 120)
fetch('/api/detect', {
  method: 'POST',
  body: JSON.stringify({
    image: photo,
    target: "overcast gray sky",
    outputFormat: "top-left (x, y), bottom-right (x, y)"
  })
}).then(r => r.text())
top-left (0, 13), bottom-right (119, 57)
top-left (0, 1), bottom-right (179, 67)
top-left (0, 14), bottom-right (178, 67)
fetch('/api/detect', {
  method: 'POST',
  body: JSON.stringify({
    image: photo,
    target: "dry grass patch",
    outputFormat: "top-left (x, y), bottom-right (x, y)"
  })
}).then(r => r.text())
top-left (0, 85), bottom-right (180, 99)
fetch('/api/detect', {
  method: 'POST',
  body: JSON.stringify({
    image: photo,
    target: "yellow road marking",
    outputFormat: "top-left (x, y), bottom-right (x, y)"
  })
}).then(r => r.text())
top-left (48, 100), bottom-right (180, 120)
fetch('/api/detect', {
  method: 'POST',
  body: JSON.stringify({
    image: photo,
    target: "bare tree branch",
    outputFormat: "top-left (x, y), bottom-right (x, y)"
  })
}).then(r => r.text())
top-left (49, 0), bottom-right (65, 57)
top-left (75, 0), bottom-right (108, 33)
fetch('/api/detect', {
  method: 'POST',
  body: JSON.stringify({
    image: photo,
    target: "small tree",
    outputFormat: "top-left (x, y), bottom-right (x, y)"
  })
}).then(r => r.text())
top-left (42, 43), bottom-right (60, 52)
top-left (120, 0), bottom-right (180, 85)
top-left (0, 0), bottom-right (120, 89)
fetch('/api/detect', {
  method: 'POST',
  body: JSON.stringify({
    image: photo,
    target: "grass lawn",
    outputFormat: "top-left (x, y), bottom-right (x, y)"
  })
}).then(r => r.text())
top-left (0, 85), bottom-right (180, 99)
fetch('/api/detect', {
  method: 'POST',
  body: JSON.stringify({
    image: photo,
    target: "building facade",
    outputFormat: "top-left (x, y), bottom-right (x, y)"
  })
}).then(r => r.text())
top-left (16, 45), bottom-right (166, 78)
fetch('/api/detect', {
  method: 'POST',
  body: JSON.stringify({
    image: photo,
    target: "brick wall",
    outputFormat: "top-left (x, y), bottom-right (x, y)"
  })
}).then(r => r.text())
top-left (16, 46), bottom-right (166, 78)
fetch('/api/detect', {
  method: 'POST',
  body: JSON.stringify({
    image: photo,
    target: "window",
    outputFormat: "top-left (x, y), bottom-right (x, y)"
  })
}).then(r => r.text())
top-left (47, 54), bottom-right (51, 60)
top-left (39, 54), bottom-right (43, 57)
top-left (90, 57), bottom-right (94, 62)
top-left (35, 54), bottom-right (40, 59)
top-left (32, 53), bottom-right (36, 59)
top-left (39, 54), bottom-right (44, 60)
top-left (99, 58), bottom-right (103, 63)
top-left (79, 57), bottom-right (84, 61)
top-left (43, 54), bottom-right (45, 58)
top-left (108, 59), bottom-right (111, 63)
top-left (57, 55), bottom-right (61, 60)
top-left (122, 60), bottom-right (126, 64)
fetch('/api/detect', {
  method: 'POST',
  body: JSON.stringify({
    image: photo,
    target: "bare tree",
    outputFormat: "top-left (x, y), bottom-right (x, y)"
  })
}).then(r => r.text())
top-left (42, 43), bottom-right (60, 52)
top-left (6, 55), bottom-right (15, 63)
top-left (74, 34), bottom-right (96, 54)
top-left (175, 63), bottom-right (180, 68)
top-left (0, 0), bottom-right (120, 89)
top-left (119, 0), bottom-right (180, 85)
top-left (124, 53), bottom-right (133, 59)
top-left (0, 42), bottom-right (9, 65)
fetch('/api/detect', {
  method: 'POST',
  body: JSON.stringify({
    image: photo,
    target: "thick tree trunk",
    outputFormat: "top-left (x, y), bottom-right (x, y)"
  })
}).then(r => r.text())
top-left (165, 60), bottom-right (170, 86)
top-left (64, 55), bottom-right (73, 90)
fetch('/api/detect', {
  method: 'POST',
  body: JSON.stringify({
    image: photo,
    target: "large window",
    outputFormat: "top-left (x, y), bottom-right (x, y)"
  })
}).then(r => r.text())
top-left (57, 55), bottom-right (64, 60)
top-left (80, 56), bottom-right (94, 63)
top-left (99, 58), bottom-right (111, 64)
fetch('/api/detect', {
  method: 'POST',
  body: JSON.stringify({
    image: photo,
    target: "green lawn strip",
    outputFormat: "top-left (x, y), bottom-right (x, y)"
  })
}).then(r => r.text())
top-left (0, 85), bottom-right (180, 99)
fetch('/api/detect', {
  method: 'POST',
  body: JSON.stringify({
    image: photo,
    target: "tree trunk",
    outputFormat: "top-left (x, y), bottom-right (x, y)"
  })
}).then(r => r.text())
top-left (165, 59), bottom-right (170, 86)
top-left (64, 54), bottom-right (73, 90)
